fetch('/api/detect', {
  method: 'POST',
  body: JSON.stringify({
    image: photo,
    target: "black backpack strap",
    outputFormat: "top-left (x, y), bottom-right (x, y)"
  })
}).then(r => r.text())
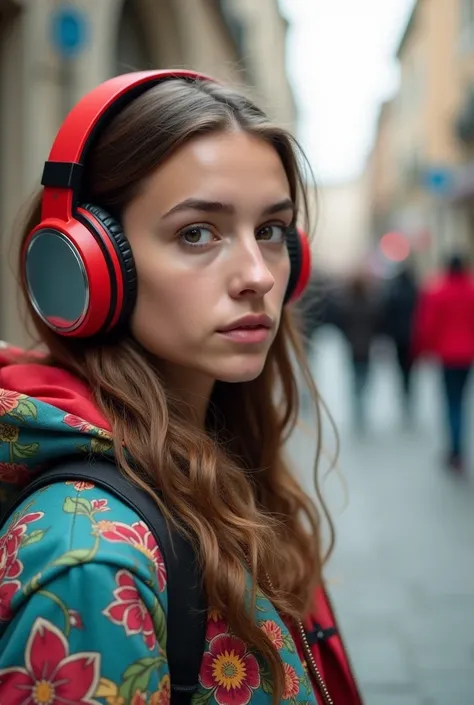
top-left (0, 457), bottom-right (206, 705)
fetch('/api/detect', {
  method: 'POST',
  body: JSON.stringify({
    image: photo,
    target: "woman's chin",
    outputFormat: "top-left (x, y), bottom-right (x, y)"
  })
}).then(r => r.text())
top-left (215, 360), bottom-right (266, 384)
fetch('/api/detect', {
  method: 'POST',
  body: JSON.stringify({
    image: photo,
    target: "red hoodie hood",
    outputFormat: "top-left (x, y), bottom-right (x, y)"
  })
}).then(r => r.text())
top-left (0, 344), bottom-right (112, 509)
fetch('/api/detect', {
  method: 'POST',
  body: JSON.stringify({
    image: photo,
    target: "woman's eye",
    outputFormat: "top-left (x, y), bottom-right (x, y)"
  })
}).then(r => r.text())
top-left (256, 224), bottom-right (287, 243)
top-left (179, 226), bottom-right (215, 247)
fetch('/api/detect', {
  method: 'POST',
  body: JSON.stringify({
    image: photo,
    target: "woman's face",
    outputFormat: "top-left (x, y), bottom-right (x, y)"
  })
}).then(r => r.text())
top-left (123, 130), bottom-right (292, 392)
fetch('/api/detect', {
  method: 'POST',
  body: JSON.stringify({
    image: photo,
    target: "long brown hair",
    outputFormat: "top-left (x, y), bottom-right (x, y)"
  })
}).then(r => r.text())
top-left (18, 78), bottom-right (333, 702)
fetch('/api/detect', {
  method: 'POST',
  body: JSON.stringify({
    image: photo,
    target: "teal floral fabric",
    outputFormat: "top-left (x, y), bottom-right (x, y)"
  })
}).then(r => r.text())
top-left (0, 380), bottom-right (319, 704)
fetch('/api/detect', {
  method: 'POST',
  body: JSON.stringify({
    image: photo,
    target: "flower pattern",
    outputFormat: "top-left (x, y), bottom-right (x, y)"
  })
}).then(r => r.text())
top-left (0, 462), bottom-right (30, 485)
top-left (151, 675), bottom-right (171, 705)
top-left (200, 634), bottom-right (261, 705)
top-left (0, 617), bottom-right (101, 704)
top-left (90, 437), bottom-right (114, 453)
top-left (68, 610), bottom-right (84, 629)
top-left (207, 609), bottom-right (229, 641)
top-left (63, 414), bottom-right (96, 432)
top-left (0, 374), bottom-right (325, 705)
top-left (0, 390), bottom-right (24, 416)
top-left (103, 570), bottom-right (156, 650)
top-left (91, 498), bottom-right (110, 512)
top-left (0, 482), bottom-right (320, 705)
top-left (66, 480), bottom-right (96, 492)
top-left (97, 520), bottom-right (167, 590)
top-left (260, 620), bottom-right (284, 650)
top-left (0, 510), bottom-right (44, 582)
top-left (0, 580), bottom-right (20, 621)
top-left (63, 414), bottom-right (112, 438)
top-left (283, 663), bottom-right (300, 700)
top-left (0, 422), bottom-right (19, 443)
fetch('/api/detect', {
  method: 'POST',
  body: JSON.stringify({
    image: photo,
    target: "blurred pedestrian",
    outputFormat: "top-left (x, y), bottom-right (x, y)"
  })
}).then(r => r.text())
top-left (413, 253), bottom-right (474, 471)
top-left (335, 271), bottom-right (380, 432)
top-left (382, 264), bottom-right (419, 422)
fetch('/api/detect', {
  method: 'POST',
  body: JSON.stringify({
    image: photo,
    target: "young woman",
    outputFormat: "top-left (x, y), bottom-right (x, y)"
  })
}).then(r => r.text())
top-left (0, 70), bottom-right (362, 705)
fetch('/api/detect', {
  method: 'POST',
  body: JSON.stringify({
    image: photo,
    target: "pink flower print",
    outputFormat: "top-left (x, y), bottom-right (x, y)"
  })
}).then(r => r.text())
top-left (97, 520), bottom-right (166, 590)
top-left (91, 498), bottom-right (109, 512)
top-left (63, 414), bottom-right (94, 432)
top-left (200, 633), bottom-right (261, 705)
top-left (0, 462), bottom-right (30, 485)
top-left (103, 570), bottom-right (156, 650)
top-left (260, 620), bottom-right (284, 650)
top-left (65, 480), bottom-right (95, 492)
top-left (0, 390), bottom-right (23, 416)
top-left (0, 511), bottom-right (43, 582)
top-left (0, 617), bottom-right (101, 704)
top-left (282, 663), bottom-right (300, 700)
top-left (0, 580), bottom-right (20, 622)
top-left (207, 608), bottom-right (229, 640)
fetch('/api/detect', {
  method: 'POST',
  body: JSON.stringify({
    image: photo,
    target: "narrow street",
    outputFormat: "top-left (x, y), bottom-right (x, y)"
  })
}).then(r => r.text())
top-left (288, 327), bottom-right (474, 705)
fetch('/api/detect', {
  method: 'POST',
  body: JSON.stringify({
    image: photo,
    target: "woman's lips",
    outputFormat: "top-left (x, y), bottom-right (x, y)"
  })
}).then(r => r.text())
top-left (218, 326), bottom-right (270, 343)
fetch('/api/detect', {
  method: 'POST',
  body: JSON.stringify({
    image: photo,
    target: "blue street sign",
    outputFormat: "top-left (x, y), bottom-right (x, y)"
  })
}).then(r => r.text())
top-left (422, 167), bottom-right (453, 196)
top-left (50, 5), bottom-right (89, 58)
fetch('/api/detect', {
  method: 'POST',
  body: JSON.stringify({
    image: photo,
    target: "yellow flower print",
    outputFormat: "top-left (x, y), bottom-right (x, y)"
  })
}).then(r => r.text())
top-left (200, 634), bottom-right (261, 704)
top-left (96, 427), bottom-right (113, 439)
top-left (90, 437), bottom-right (113, 453)
top-left (95, 678), bottom-right (125, 705)
top-left (0, 423), bottom-right (19, 443)
top-left (150, 674), bottom-right (171, 705)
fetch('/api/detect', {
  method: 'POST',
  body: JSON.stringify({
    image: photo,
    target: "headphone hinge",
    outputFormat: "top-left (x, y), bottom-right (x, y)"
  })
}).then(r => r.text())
top-left (41, 161), bottom-right (83, 192)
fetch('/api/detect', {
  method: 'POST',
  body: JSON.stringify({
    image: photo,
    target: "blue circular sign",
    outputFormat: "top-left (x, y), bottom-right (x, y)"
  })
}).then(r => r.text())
top-left (50, 6), bottom-right (89, 58)
top-left (422, 167), bottom-right (453, 196)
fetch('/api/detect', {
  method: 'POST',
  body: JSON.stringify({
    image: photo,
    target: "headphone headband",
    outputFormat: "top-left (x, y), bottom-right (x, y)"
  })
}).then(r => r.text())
top-left (41, 70), bottom-right (214, 222)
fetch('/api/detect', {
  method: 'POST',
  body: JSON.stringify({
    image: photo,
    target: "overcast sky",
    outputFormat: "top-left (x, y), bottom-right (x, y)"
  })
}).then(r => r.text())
top-left (278, 0), bottom-right (415, 184)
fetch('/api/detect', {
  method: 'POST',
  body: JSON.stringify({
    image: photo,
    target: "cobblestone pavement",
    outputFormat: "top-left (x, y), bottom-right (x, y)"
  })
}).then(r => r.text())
top-left (287, 328), bottom-right (474, 705)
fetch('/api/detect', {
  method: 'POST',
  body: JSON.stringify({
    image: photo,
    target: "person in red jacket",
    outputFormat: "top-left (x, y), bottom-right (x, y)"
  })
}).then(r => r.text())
top-left (413, 254), bottom-right (474, 471)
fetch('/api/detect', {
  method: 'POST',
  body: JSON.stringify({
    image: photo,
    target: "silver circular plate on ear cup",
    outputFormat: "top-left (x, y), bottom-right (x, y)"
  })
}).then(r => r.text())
top-left (25, 230), bottom-right (90, 332)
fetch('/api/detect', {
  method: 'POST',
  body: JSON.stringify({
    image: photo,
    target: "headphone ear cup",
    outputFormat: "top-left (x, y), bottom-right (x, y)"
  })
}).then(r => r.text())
top-left (81, 203), bottom-right (137, 331)
top-left (284, 227), bottom-right (312, 304)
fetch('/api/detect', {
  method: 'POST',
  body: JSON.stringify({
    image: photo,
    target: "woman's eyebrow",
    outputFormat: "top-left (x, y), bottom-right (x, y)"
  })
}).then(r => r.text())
top-left (162, 198), bottom-right (295, 219)
top-left (261, 198), bottom-right (295, 216)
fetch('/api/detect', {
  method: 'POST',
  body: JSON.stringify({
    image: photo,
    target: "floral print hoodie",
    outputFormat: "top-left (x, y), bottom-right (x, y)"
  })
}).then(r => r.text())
top-left (0, 345), bottom-right (362, 705)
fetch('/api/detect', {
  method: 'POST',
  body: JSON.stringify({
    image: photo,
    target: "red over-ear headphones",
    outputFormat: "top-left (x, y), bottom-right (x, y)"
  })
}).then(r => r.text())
top-left (23, 69), bottom-right (311, 338)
